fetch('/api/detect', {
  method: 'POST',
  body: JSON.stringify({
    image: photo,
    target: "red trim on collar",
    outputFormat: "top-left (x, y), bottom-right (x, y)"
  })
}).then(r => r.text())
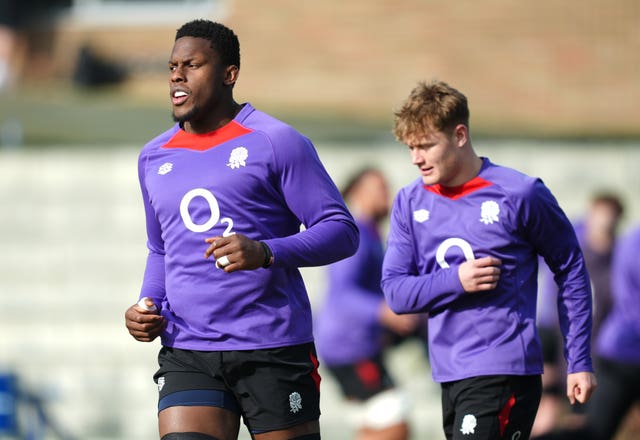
top-left (424, 176), bottom-right (493, 199)
top-left (162, 121), bottom-right (252, 151)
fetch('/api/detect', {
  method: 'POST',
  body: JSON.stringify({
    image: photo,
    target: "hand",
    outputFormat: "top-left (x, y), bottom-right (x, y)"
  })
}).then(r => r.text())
top-left (379, 303), bottom-right (422, 336)
top-left (566, 371), bottom-right (597, 405)
top-left (458, 256), bottom-right (501, 293)
top-left (124, 300), bottom-right (165, 342)
top-left (204, 233), bottom-right (266, 272)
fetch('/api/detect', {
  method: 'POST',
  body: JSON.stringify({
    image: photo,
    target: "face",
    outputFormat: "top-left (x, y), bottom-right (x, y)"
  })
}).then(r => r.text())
top-left (405, 124), bottom-right (467, 186)
top-left (354, 172), bottom-right (390, 222)
top-left (586, 201), bottom-right (621, 236)
top-left (169, 36), bottom-right (238, 130)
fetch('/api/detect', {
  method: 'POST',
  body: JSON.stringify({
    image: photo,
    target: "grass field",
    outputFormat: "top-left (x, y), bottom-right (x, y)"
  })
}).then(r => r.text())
top-left (0, 82), bottom-right (394, 148)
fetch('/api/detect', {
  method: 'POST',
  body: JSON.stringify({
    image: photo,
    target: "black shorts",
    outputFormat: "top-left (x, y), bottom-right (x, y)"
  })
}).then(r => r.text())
top-left (327, 355), bottom-right (395, 401)
top-left (154, 343), bottom-right (321, 434)
top-left (441, 375), bottom-right (541, 440)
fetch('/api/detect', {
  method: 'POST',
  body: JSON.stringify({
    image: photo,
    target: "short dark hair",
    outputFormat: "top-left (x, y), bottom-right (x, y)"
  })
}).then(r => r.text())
top-left (341, 167), bottom-right (383, 200)
top-left (175, 19), bottom-right (240, 68)
top-left (591, 192), bottom-right (625, 218)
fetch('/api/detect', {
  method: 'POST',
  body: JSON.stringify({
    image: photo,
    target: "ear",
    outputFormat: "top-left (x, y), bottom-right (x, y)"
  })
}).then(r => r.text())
top-left (223, 65), bottom-right (239, 86)
top-left (453, 124), bottom-right (469, 147)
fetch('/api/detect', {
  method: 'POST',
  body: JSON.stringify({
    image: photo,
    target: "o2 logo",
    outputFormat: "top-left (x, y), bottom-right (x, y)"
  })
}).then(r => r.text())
top-left (179, 188), bottom-right (235, 236)
top-left (435, 237), bottom-right (475, 269)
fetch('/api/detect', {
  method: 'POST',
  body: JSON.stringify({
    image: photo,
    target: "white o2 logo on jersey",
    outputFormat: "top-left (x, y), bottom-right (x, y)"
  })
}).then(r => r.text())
top-left (436, 237), bottom-right (475, 269)
top-left (179, 188), bottom-right (235, 236)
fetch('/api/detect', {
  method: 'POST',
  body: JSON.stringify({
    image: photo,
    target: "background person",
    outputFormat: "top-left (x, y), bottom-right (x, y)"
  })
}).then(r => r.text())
top-left (124, 19), bottom-right (358, 440)
top-left (534, 224), bottom-right (640, 440)
top-left (533, 192), bottom-right (625, 437)
top-left (315, 167), bottom-right (423, 440)
top-left (580, 223), bottom-right (640, 439)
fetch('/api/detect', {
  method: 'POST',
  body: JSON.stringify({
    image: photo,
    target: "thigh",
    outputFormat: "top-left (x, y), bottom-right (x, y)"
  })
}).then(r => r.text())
top-left (450, 375), bottom-right (541, 440)
top-left (223, 343), bottom-right (321, 436)
top-left (253, 420), bottom-right (320, 440)
top-left (155, 347), bottom-right (242, 439)
top-left (159, 406), bottom-right (240, 440)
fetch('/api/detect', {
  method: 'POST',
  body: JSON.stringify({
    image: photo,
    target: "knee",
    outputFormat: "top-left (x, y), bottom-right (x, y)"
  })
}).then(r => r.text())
top-left (358, 388), bottom-right (412, 430)
top-left (161, 433), bottom-right (221, 440)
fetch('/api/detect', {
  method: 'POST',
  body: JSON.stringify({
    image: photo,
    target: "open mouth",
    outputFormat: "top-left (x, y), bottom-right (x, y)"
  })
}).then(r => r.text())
top-left (172, 90), bottom-right (189, 106)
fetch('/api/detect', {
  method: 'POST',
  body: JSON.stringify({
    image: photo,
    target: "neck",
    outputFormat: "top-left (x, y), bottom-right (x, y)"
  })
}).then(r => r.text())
top-left (444, 152), bottom-right (483, 187)
top-left (184, 100), bottom-right (242, 134)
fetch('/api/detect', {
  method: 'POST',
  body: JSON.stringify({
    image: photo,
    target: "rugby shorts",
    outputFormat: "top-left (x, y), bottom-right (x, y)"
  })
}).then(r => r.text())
top-left (154, 342), bottom-right (321, 434)
top-left (327, 355), bottom-right (395, 400)
top-left (440, 374), bottom-right (541, 440)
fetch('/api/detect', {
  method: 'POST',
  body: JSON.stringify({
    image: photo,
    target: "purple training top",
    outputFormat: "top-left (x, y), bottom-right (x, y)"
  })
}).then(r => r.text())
top-left (382, 158), bottom-right (593, 382)
top-left (315, 218), bottom-right (387, 365)
top-left (137, 103), bottom-right (358, 351)
top-left (596, 225), bottom-right (640, 365)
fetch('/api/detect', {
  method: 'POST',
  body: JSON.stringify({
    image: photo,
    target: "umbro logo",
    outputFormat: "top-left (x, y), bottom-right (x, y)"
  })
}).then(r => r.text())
top-left (413, 209), bottom-right (430, 223)
top-left (158, 162), bottom-right (173, 175)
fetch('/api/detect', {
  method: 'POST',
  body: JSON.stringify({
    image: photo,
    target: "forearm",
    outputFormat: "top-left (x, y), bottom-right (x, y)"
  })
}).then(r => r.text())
top-left (557, 265), bottom-right (594, 373)
top-left (265, 219), bottom-right (358, 268)
top-left (382, 267), bottom-right (464, 314)
top-left (139, 250), bottom-right (166, 304)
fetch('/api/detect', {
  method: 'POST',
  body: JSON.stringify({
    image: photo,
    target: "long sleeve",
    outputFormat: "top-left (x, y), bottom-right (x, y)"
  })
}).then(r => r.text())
top-left (382, 191), bottom-right (466, 314)
top-left (262, 132), bottom-right (359, 267)
top-left (137, 148), bottom-right (166, 306)
top-left (524, 180), bottom-right (593, 374)
top-left (596, 226), bottom-right (640, 364)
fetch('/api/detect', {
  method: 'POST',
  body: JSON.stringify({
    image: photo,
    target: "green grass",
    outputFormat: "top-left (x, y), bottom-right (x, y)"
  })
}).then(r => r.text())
top-left (1, 85), bottom-right (169, 147)
top-left (2, 82), bottom-right (638, 148)
top-left (0, 83), bottom-right (395, 148)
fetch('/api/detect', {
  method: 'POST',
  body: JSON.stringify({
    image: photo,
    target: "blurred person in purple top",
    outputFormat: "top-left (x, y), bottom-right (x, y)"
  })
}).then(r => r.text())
top-left (533, 225), bottom-right (640, 440)
top-left (532, 193), bottom-right (624, 437)
top-left (587, 224), bottom-right (640, 439)
top-left (123, 20), bottom-right (358, 440)
top-left (538, 193), bottom-right (624, 340)
top-left (381, 80), bottom-right (596, 440)
top-left (315, 168), bottom-right (422, 440)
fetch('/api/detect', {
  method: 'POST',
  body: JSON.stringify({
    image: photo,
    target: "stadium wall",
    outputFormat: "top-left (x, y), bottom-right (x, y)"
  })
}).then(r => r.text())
top-left (44, 0), bottom-right (640, 138)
